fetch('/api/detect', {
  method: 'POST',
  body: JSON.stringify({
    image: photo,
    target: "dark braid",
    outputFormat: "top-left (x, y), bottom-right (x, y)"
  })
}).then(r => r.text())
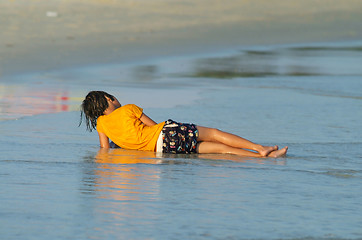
top-left (79, 91), bottom-right (114, 132)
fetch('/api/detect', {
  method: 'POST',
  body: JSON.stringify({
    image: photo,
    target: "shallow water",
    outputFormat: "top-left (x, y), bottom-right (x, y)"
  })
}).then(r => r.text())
top-left (1, 41), bottom-right (362, 239)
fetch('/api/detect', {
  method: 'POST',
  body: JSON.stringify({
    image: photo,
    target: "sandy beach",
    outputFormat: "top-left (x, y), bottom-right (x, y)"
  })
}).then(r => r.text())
top-left (1, 0), bottom-right (362, 76)
top-left (1, 1), bottom-right (362, 239)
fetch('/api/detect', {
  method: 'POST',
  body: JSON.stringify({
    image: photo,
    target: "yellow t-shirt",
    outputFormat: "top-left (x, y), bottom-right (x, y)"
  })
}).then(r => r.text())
top-left (96, 104), bottom-right (165, 151)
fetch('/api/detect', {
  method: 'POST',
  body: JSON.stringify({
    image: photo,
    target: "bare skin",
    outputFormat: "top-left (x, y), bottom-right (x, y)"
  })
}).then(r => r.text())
top-left (98, 96), bottom-right (288, 158)
top-left (267, 146), bottom-right (288, 157)
top-left (196, 126), bottom-right (288, 158)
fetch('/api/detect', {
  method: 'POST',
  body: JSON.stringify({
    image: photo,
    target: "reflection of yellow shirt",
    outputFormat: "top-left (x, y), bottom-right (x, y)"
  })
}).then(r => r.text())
top-left (97, 104), bottom-right (165, 151)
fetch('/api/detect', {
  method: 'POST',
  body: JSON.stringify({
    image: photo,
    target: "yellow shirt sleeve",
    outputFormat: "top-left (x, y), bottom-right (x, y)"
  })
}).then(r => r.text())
top-left (129, 104), bottom-right (143, 119)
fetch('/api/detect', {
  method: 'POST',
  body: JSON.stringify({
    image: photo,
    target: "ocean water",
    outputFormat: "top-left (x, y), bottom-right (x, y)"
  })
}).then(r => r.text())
top-left (1, 41), bottom-right (362, 239)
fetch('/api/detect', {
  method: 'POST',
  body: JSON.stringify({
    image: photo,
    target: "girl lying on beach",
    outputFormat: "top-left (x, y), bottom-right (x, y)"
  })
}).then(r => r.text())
top-left (80, 91), bottom-right (288, 158)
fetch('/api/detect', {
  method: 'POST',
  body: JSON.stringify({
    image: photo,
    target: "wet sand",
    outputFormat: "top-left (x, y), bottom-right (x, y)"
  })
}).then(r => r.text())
top-left (1, 45), bottom-right (362, 238)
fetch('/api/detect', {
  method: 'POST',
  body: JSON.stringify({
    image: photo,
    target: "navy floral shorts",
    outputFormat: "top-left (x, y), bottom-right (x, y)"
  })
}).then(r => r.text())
top-left (162, 119), bottom-right (199, 154)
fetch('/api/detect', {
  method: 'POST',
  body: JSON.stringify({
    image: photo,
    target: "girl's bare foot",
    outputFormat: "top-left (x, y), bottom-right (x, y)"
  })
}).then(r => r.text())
top-left (268, 146), bottom-right (288, 158)
top-left (258, 145), bottom-right (278, 157)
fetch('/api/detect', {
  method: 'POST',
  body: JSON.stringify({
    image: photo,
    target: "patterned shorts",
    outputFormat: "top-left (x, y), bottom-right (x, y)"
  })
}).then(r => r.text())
top-left (162, 119), bottom-right (199, 154)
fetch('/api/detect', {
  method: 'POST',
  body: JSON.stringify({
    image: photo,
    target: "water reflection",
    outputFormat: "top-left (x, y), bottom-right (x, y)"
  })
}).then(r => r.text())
top-left (78, 149), bottom-right (166, 236)
top-left (89, 149), bottom-right (285, 202)
top-left (91, 148), bottom-right (163, 202)
top-left (78, 147), bottom-right (287, 236)
top-left (95, 148), bottom-right (163, 165)
top-left (197, 153), bottom-right (287, 166)
top-left (95, 148), bottom-right (286, 166)
top-left (0, 84), bottom-right (81, 120)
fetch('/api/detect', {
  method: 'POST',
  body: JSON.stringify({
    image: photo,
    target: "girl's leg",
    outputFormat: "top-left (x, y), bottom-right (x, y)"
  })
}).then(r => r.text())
top-left (197, 126), bottom-right (278, 157)
top-left (197, 141), bottom-right (288, 158)
top-left (197, 141), bottom-right (262, 157)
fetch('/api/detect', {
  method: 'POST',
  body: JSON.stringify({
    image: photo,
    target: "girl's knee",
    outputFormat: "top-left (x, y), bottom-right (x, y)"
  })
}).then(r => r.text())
top-left (209, 128), bottom-right (223, 140)
top-left (208, 128), bottom-right (224, 143)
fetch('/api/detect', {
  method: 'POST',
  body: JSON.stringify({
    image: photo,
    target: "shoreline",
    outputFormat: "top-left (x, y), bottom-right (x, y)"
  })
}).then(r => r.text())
top-left (1, 0), bottom-right (362, 121)
top-left (1, 39), bottom-right (361, 121)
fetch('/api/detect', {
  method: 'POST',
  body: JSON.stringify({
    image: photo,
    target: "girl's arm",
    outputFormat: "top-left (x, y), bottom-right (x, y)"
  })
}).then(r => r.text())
top-left (98, 131), bottom-right (110, 148)
top-left (140, 113), bottom-right (157, 126)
